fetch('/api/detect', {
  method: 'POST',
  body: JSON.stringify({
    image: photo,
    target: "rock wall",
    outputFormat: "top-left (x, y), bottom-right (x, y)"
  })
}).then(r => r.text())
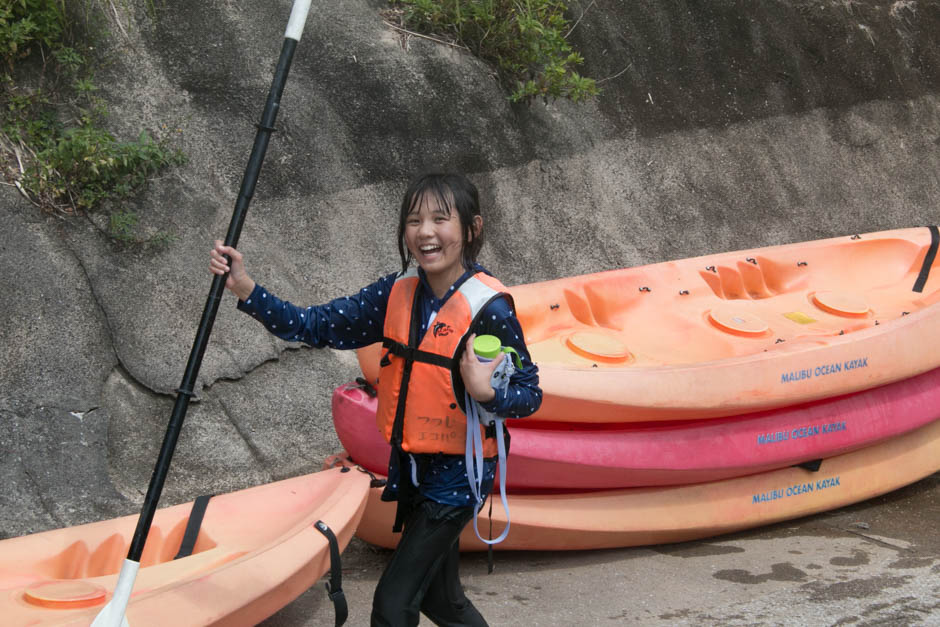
top-left (1, 0), bottom-right (938, 538)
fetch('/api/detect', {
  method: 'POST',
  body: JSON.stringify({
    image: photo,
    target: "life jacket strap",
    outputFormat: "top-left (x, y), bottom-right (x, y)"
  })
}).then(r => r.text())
top-left (464, 354), bottom-right (515, 547)
top-left (465, 404), bottom-right (511, 547)
top-left (382, 338), bottom-right (456, 370)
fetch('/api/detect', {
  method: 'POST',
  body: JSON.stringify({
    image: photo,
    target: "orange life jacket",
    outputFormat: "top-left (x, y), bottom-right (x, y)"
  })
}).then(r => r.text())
top-left (376, 268), bottom-right (512, 457)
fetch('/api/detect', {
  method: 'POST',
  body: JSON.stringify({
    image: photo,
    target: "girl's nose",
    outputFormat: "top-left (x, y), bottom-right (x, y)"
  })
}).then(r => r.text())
top-left (417, 217), bottom-right (434, 236)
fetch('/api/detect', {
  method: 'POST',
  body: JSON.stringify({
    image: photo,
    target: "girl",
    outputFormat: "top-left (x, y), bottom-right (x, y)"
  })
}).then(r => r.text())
top-left (209, 172), bottom-right (541, 626)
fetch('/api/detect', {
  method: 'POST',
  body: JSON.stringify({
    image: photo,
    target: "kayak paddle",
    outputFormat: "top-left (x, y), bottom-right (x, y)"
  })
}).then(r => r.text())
top-left (92, 1), bottom-right (313, 624)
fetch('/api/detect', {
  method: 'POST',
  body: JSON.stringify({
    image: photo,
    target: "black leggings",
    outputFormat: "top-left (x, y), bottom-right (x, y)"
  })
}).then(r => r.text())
top-left (371, 499), bottom-right (488, 626)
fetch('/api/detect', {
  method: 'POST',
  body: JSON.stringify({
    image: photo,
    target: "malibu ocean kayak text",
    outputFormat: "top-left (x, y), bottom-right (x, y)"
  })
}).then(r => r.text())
top-left (779, 356), bottom-right (869, 384)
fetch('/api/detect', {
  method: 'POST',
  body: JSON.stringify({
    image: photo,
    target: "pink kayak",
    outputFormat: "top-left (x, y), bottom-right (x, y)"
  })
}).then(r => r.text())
top-left (333, 366), bottom-right (940, 490)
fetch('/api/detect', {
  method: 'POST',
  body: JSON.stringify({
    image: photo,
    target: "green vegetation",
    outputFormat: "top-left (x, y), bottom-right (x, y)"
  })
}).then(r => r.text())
top-left (0, 0), bottom-right (65, 63)
top-left (1, 0), bottom-right (184, 246)
top-left (389, 0), bottom-right (598, 103)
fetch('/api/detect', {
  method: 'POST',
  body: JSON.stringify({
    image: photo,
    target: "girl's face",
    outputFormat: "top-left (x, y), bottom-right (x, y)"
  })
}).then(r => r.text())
top-left (404, 192), bottom-right (476, 293)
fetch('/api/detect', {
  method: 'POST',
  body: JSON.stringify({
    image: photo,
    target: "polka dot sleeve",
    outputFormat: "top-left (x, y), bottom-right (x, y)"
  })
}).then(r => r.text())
top-left (235, 272), bottom-right (398, 349)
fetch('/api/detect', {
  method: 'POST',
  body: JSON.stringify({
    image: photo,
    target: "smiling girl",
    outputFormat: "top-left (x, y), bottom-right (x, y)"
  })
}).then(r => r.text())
top-left (209, 172), bottom-right (541, 626)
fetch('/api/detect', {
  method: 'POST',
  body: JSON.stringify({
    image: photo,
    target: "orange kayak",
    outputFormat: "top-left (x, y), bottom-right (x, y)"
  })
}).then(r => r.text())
top-left (358, 227), bottom-right (940, 422)
top-left (0, 467), bottom-right (370, 626)
top-left (352, 417), bottom-right (940, 551)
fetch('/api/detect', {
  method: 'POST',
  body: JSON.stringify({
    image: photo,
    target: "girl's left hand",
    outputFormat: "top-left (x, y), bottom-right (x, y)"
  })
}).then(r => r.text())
top-left (459, 334), bottom-right (504, 403)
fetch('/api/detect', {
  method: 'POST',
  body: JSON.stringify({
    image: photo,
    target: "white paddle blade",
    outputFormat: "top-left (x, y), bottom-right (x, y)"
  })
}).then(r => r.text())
top-left (285, 0), bottom-right (312, 41)
top-left (91, 558), bottom-right (139, 627)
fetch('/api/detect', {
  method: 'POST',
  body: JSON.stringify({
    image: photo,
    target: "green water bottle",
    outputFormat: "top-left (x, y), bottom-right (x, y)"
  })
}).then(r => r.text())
top-left (473, 334), bottom-right (523, 368)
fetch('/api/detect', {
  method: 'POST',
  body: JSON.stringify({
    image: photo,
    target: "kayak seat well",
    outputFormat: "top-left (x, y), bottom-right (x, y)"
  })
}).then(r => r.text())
top-left (700, 256), bottom-right (807, 301)
top-left (700, 237), bottom-right (924, 301)
top-left (562, 279), bottom-right (648, 332)
top-left (32, 519), bottom-right (218, 579)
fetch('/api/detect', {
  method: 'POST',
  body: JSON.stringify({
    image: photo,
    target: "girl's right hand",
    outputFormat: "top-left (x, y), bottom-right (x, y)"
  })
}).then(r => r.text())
top-left (209, 240), bottom-right (256, 301)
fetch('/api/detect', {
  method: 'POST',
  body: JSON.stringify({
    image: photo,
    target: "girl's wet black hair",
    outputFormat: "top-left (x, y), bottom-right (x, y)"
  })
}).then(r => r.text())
top-left (397, 172), bottom-right (484, 273)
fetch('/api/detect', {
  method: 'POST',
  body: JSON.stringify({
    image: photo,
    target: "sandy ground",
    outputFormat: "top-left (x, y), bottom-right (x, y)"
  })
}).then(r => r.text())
top-left (261, 471), bottom-right (940, 626)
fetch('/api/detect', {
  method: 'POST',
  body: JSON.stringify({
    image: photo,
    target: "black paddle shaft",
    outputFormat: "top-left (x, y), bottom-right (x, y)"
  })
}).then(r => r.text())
top-left (127, 36), bottom-right (300, 561)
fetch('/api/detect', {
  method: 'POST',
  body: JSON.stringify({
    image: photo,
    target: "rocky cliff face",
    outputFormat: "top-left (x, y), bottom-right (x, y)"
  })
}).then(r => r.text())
top-left (2, 0), bottom-right (938, 538)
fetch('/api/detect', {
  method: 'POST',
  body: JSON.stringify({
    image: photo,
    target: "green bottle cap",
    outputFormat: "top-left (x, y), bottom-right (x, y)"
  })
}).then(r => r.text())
top-left (473, 334), bottom-right (502, 359)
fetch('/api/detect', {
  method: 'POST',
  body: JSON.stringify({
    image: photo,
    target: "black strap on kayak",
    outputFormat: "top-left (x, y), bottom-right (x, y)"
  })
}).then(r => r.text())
top-left (912, 225), bottom-right (939, 293)
top-left (795, 459), bottom-right (823, 472)
top-left (314, 520), bottom-right (348, 627)
top-left (353, 463), bottom-right (388, 489)
top-left (173, 494), bottom-right (213, 559)
top-left (354, 376), bottom-right (377, 397)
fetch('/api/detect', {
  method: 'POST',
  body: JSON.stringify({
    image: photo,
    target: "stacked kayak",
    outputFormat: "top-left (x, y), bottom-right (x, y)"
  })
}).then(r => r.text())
top-left (0, 466), bottom-right (370, 626)
top-left (334, 366), bottom-right (940, 491)
top-left (349, 418), bottom-right (940, 550)
top-left (343, 227), bottom-right (940, 550)
top-left (357, 227), bottom-right (940, 422)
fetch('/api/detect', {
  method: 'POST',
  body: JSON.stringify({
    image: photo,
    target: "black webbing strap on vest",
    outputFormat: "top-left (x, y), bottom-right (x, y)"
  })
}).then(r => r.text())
top-left (173, 494), bottom-right (213, 559)
top-left (913, 225), bottom-right (939, 293)
top-left (381, 338), bottom-right (456, 370)
top-left (314, 520), bottom-right (348, 627)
